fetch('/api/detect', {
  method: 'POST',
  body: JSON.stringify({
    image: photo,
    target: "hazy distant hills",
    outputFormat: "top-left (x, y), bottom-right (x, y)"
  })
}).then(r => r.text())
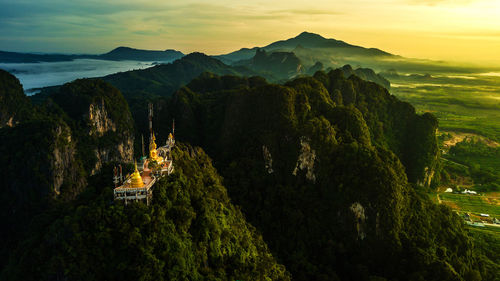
top-left (98, 50), bottom-right (390, 99)
top-left (98, 47), bottom-right (184, 61)
top-left (229, 48), bottom-right (390, 88)
top-left (0, 51), bottom-right (80, 63)
top-left (268, 31), bottom-right (390, 54)
top-left (216, 31), bottom-right (393, 65)
top-left (340, 64), bottom-right (391, 89)
top-left (233, 49), bottom-right (304, 80)
top-left (0, 47), bottom-right (184, 63)
top-left (2, 31), bottom-right (475, 75)
top-left (101, 52), bottom-right (256, 96)
top-left (215, 31), bottom-right (483, 74)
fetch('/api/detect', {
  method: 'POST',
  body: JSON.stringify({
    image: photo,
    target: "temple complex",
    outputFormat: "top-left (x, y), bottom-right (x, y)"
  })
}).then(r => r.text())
top-left (113, 104), bottom-right (175, 205)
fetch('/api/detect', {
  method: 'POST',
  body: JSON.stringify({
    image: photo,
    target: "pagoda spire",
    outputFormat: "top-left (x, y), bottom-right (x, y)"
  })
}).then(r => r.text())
top-left (141, 134), bottom-right (145, 158)
top-left (130, 160), bottom-right (144, 188)
top-left (148, 103), bottom-right (153, 140)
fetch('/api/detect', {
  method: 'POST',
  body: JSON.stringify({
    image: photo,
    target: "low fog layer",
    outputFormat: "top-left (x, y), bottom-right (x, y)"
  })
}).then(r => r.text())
top-left (0, 59), bottom-right (162, 95)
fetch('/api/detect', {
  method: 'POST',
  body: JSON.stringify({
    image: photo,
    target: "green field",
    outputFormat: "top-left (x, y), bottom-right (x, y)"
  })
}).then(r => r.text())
top-left (389, 70), bottom-right (500, 235)
top-left (444, 139), bottom-right (500, 171)
top-left (389, 73), bottom-right (500, 142)
top-left (468, 224), bottom-right (500, 235)
top-left (439, 193), bottom-right (500, 216)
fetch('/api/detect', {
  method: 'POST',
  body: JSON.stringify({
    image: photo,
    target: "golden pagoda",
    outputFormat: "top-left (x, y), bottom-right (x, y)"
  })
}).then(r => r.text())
top-left (130, 161), bottom-right (144, 188)
top-left (113, 104), bottom-right (175, 206)
top-left (149, 133), bottom-right (163, 163)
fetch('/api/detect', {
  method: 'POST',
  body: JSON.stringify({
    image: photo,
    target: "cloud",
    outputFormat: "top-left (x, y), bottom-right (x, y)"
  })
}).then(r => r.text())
top-left (0, 0), bottom-right (347, 53)
top-left (409, 0), bottom-right (476, 6)
top-left (269, 8), bottom-right (343, 16)
top-left (427, 31), bottom-right (500, 41)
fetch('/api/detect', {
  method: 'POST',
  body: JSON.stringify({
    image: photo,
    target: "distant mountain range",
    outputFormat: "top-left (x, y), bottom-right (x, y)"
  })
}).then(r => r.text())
top-left (101, 52), bottom-right (256, 96)
top-left (2, 31), bottom-right (485, 75)
top-left (232, 49), bottom-right (304, 80)
top-left (27, 33), bottom-right (397, 102)
top-left (215, 31), bottom-right (479, 74)
top-left (0, 47), bottom-right (184, 63)
top-left (98, 51), bottom-right (390, 97)
top-left (216, 31), bottom-right (392, 64)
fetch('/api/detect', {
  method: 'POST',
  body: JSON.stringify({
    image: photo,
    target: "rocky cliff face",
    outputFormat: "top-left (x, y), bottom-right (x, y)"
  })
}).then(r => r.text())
top-left (0, 118), bottom-right (87, 266)
top-left (91, 136), bottom-right (134, 175)
top-left (86, 97), bottom-right (134, 175)
top-left (292, 137), bottom-right (316, 182)
top-left (50, 123), bottom-right (86, 197)
top-left (88, 98), bottom-right (117, 136)
top-left (50, 79), bottom-right (135, 175)
top-left (0, 119), bottom-right (86, 202)
top-left (0, 72), bottom-right (132, 267)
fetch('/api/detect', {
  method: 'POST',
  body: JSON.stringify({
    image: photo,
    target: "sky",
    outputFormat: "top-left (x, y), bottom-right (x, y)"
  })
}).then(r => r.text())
top-left (1, 0), bottom-right (500, 65)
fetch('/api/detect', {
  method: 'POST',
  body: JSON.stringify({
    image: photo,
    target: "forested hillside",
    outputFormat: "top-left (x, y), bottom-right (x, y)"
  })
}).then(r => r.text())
top-left (0, 77), bottom-right (135, 273)
top-left (2, 144), bottom-right (290, 281)
top-left (0, 71), bottom-right (289, 281)
top-left (152, 71), bottom-right (490, 280)
top-left (1, 67), bottom-right (497, 280)
top-left (0, 70), bottom-right (33, 127)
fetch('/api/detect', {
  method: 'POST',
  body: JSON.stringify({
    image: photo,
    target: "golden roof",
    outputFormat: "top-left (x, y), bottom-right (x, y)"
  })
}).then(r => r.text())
top-left (130, 161), bottom-right (144, 188)
top-left (150, 132), bottom-right (157, 150)
top-left (168, 133), bottom-right (173, 139)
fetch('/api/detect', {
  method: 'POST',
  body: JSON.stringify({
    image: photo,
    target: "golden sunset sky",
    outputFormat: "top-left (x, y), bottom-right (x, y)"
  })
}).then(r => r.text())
top-left (1, 0), bottom-right (499, 65)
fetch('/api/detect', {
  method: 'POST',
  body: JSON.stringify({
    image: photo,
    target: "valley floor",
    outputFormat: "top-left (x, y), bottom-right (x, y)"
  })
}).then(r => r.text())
top-left (391, 71), bottom-right (500, 243)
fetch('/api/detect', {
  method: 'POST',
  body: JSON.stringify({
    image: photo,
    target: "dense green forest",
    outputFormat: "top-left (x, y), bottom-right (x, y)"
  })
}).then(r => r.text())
top-left (150, 71), bottom-right (496, 280)
top-left (0, 74), bottom-right (136, 272)
top-left (0, 71), bottom-right (290, 280)
top-left (2, 144), bottom-right (290, 280)
top-left (0, 69), bottom-right (33, 127)
top-left (49, 78), bottom-right (135, 174)
top-left (100, 52), bottom-right (256, 97)
top-left (157, 70), bottom-right (438, 187)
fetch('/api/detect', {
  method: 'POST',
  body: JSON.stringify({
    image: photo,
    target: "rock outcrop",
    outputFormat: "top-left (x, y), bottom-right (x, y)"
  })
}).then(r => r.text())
top-left (349, 202), bottom-right (367, 240)
top-left (50, 79), bottom-right (135, 175)
top-left (88, 98), bottom-right (117, 136)
top-left (292, 137), bottom-right (316, 182)
top-left (262, 145), bottom-right (274, 174)
top-left (50, 122), bottom-right (86, 197)
top-left (0, 119), bottom-right (86, 201)
top-left (0, 118), bottom-right (87, 266)
top-left (91, 137), bottom-right (134, 175)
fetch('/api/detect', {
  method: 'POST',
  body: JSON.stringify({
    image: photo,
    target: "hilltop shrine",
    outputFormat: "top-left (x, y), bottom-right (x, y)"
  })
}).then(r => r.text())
top-left (113, 104), bottom-right (175, 205)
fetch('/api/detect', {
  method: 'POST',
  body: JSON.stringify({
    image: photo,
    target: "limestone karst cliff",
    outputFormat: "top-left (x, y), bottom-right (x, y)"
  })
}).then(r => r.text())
top-left (49, 79), bottom-right (135, 175)
top-left (0, 119), bottom-right (86, 266)
top-left (0, 76), bottom-right (135, 267)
